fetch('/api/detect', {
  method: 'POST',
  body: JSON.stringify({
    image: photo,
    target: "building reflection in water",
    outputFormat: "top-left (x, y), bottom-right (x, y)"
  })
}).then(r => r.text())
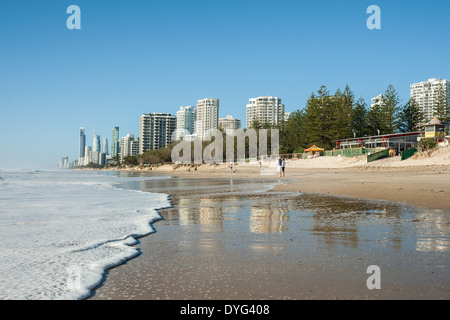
top-left (135, 177), bottom-right (450, 254)
top-left (249, 204), bottom-right (290, 234)
top-left (416, 211), bottom-right (450, 252)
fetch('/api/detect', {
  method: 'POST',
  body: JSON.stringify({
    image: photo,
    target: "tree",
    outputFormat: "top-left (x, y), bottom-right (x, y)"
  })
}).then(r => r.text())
top-left (366, 104), bottom-right (385, 136)
top-left (352, 98), bottom-right (369, 137)
top-left (122, 155), bottom-right (138, 166)
top-left (339, 84), bottom-right (355, 139)
top-left (304, 86), bottom-right (333, 148)
top-left (303, 85), bottom-right (356, 149)
top-left (397, 98), bottom-right (425, 133)
top-left (433, 82), bottom-right (449, 122)
top-left (381, 84), bottom-right (401, 134)
top-left (279, 109), bottom-right (307, 153)
top-left (249, 118), bottom-right (262, 130)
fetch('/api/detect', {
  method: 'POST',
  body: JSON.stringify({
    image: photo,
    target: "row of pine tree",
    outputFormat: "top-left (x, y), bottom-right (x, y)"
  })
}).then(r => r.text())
top-left (257, 83), bottom-right (449, 153)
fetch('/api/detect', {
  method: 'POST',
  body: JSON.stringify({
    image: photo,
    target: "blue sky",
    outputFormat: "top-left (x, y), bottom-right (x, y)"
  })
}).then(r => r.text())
top-left (1, 0), bottom-right (449, 169)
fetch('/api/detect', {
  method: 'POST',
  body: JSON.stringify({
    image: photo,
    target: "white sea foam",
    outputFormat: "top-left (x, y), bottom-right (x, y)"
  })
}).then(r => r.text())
top-left (0, 170), bottom-right (171, 300)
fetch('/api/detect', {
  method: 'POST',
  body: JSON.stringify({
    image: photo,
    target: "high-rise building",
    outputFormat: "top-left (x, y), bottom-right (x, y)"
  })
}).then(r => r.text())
top-left (102, 138), bottom-right (109, 155)
top-left (93, 131), bottom-right (101, 153)
top-left (58, 157), bottom-right (69, 169)
top-left (219, 115), bottom-right (241, 133)
top-left (92, 132), bottom-right (101, 164)
top-left (111, 127), bottom-right (120, 159)
top-left (410, 78), bottom-right (450, 122)
top-left (120, 134), bottom-right (139, 161)
top-left (79, 127), bottom-right (86, 160)
top-left (176, 106), bottom-right (197, 140)
top-left (196, 98), bottom-right (219, 139)
top-left (139, 113), bottom-right (177, 153)
top-left (246, 96), bottom-right (284, 128)
top-left (84, 146), bottom-right (92, 165)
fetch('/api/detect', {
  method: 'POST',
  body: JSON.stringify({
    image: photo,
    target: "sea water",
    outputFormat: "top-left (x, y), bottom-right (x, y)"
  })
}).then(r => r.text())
top-left (0, 169), bottom-right (171, 300)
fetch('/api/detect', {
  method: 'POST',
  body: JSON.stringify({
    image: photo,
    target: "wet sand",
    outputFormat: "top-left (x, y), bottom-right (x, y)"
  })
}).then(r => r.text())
top-left (167, 166), bottom-right (450, 210)
top-left (90, 176), bottom-right (450, 300)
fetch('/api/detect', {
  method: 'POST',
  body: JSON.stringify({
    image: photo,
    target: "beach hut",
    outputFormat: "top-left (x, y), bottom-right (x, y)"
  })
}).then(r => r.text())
top-left (424, 117), bottom-right (446, 139)
top-left (305, 145), bottom-right (324, 156)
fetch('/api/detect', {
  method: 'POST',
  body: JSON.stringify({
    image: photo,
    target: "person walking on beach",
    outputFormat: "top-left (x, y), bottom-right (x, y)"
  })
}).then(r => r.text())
top-left (282, 158), bottom-right (286, 177)
top-left (229, 161), bottom-right (233, 174)
top-left (277, 157), bottom-right (282, 178)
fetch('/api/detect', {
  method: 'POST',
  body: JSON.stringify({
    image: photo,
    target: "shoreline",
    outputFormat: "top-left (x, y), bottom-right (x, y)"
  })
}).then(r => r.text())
top-left (90, 173), bottom-right (450, 300)
top-left (87, 147), bottom-right (450, 210)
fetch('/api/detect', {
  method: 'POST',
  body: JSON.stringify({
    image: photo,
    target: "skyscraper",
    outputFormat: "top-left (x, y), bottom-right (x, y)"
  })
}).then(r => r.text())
top-left (79, 127), bottom-right (86, 160)
top-left (93, 131), bottom-right (101, 153)
top-left (176, 106), bottom-right (197, 140)
top-left (111, 127), bottom-right (119, 159)
top-left (102, 138), bottom-right (109, 155)
top-left (410, 78), bottom-right (450, 122)
top-left (92, 132), bottom-right (101, 165)
top-left (196, 98), bottom-right (219, 139)
top-left (139, 113), bottom-right (177, 154)
top-left (246, 96), bottom-right (284, 128)
top-left (119, 134), bottom-right (140, 162)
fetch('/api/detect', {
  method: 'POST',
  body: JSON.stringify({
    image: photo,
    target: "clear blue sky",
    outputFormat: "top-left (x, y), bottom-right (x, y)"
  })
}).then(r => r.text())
top-left (1, 0), bottom-right (449, 169)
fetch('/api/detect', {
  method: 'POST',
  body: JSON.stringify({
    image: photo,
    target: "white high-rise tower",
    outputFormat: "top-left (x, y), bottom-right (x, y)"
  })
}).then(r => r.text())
top-left (246, 96), bottom-right (284, 128)
top-left (196, 98), bottom-right (219, 139)
top-left (410, 78), bottom-right (450, 122)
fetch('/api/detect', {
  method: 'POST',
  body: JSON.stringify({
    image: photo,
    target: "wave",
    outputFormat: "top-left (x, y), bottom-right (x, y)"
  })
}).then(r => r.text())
top-left (0, 170), bottom-right (172, 300)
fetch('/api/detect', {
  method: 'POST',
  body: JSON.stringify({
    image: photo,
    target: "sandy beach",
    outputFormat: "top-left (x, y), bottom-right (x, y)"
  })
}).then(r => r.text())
top-left (90, 149), bottom-right (450, 300)
top-left (114, 147), bottom-right (450, 210)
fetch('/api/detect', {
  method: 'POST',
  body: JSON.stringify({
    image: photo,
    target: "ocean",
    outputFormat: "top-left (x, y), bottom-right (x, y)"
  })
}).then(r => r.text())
top-left (0, 169), bottom-right (171, 300)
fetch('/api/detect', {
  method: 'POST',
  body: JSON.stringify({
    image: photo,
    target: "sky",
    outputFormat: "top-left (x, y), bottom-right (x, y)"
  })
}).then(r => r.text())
top-left (1, 0), bottom-right (449, 169)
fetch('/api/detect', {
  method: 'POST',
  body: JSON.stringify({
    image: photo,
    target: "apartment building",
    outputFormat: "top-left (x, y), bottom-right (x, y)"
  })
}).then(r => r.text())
top-left (246, 96), bottom-right (284, 128)
top-left (410, 78), bottom-right (450, 121)
top-left (196, 98), bottom-right (219, 139)
top-left (219, 115), bottom-right (241, 133)
top-left (176, 106), bottom-right (197, 141)
top-left (139, 113), bottom-right (176, 153)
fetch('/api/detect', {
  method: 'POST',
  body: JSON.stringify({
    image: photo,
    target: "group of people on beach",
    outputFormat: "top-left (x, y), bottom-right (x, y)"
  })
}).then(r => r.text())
top-left (188, 158), bottom-right (287, 177)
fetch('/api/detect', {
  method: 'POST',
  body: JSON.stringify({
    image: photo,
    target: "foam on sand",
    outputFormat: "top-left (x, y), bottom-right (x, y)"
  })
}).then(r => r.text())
top-left (0, 170), bottom-right (171, 300)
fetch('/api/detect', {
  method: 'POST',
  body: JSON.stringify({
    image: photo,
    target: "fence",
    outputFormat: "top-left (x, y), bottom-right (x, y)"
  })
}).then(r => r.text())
top-left (367, 149), bottom-right (390, 163)
top-left (323, 148), bottom-right (378, 157)
top-left (401, 148), bottom-right (417, 161)
top-left (268, 147), bottom-right (383, 161)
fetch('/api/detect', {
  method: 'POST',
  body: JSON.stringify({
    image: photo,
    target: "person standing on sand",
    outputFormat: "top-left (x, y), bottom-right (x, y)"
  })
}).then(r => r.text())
top-left (282, 158), bottom-right (286, 177)
top-left (229, 161), bottom-right (233, 174)
top-left (277, 157), bottom-right (282, 178)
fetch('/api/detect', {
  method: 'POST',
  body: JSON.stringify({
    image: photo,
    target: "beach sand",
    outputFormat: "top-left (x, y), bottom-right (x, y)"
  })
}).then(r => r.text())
top-left (90, 165), bottom-right (450, 300)
top-left (111, 147), bottom-right (450, 210)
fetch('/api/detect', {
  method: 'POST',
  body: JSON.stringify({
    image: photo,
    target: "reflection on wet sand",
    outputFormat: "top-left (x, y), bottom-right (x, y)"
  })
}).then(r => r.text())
top-left (118, 176), bottom-right (450, 254)
top-left (416, 212), bottom-right (450, 252)
top-left (93, 174), bottom-right (450, 300)
top-left (249, 206), bottom-right (289, 234)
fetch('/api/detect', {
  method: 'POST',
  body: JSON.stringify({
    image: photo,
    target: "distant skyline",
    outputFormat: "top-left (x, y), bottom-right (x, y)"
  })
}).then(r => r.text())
top-left (1, 0), bottom-right (449, 169)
